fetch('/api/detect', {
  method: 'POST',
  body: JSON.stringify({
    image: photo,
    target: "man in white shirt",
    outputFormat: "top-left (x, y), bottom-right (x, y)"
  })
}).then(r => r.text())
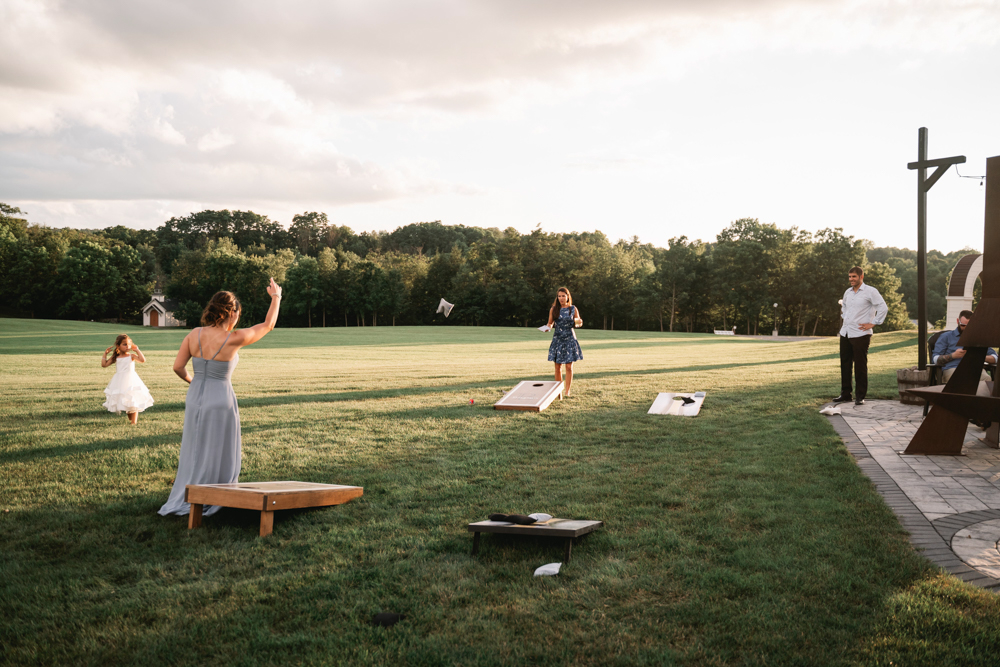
top-left (833, 266), bottom-right (887, 406)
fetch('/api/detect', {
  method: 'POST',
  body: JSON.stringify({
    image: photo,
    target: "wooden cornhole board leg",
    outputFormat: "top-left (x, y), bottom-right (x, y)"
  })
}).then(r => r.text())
top-left (260, 510), bottom-right (274, 537)
top-left (188, 504), bottom-right (203, 529)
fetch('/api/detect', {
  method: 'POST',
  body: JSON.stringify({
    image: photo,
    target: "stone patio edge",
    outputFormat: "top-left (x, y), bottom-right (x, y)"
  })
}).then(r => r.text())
top-left (827, 414), bottom-right (1000, 594)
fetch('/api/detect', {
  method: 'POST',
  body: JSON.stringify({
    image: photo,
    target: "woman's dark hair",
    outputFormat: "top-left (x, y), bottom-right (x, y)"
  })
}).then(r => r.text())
top-left (201, 291), bottom-right (241, 328)
top-left (549, 287), bottom-right (573, 322)
top-left (110, 334), bottom-right (131, 362)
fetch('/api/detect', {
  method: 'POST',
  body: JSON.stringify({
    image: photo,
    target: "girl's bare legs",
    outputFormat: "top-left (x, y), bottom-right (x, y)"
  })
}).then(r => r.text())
top-left (564, 363), bottom-right (574, 396)
top-left (127, 411), bottom-right (138, 425)
top-left (554, 362), bottom-right (563, 383)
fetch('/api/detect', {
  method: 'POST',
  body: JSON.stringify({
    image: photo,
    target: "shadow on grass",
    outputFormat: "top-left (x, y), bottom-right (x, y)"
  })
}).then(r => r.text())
top-left (0, 430), bottom-right (184, 464)
top-left (0, 416), bottom-right (317, 464)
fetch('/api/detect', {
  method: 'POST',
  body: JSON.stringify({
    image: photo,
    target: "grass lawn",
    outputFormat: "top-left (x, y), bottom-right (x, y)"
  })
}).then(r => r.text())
top-left (2, 318), bottom-right (999, 666)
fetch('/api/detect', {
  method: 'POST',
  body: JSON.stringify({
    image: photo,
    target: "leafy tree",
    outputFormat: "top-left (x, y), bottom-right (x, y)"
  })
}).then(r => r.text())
top-left (315, 248), bottom-right (339, 327)
top-left (54, 241), bottom-right (150, 321)
top-left (868, 246), bottom-right (975, 322)
top-left (284, 256), bottom-right (323, 326)
top-left (2, 203), bottom-right (974, 332)
top-left (799, 228), bottom-right (867, 335)
top-left (0, 203), bottom-right (28, 239)
top-left (714, 218), bottom-right (784, 334)
top-left (345, 231), bottom-right (383, 259)
top-left (677, 244), bottom-right (713, 333)
top-left (411, 249), bottom-right (464, 325)
top-left (381, 221), bottom-right (496, 256)
top-left (166, 240), bottom-right (291, 326)
top-left (653, 237), bottom-right (699, 332)
top-left (165, 245), bottom-right (212, 306)
top-left (2, 228), bottom-right (70, 318)
top-left (382, 269), bottom-right (408, 326)
top-left (485, 240), bottom-right (537, 326)
top-left (451, 241), bottom-right (498, 325)
top-left (369, 251), bottom-right (427, 325)
top-left (56, 242), bottom-right (119, 319)
top-left (288, 212), bottom-right (329, 257)
top-left (331, 250), bottom-right (362, 326)
top-left (155, 209), bottom-right (292, 273)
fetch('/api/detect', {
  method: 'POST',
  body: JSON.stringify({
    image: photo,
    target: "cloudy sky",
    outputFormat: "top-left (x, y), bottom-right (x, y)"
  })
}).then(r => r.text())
top-left (2, 0), bottom-right (999, 252)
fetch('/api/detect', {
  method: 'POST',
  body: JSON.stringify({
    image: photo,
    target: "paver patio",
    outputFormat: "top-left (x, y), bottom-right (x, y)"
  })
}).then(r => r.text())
top-left (827, 399), bottom-right (1000, 592)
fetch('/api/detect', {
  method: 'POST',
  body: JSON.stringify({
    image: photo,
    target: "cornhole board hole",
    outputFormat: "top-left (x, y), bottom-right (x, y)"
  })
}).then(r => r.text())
top-left (467, 518), bottom-right (603, 563)
top-left (185, 481), bottom-right (363, 537)
top-left (648, 392), bottom-right (705, 417)
top-left (494, 380), bottom-right (563, 412)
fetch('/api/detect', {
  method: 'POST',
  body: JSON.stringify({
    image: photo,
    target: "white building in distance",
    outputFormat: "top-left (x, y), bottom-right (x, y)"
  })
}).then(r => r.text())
top-left (142, 292), bottom-right (185, 327)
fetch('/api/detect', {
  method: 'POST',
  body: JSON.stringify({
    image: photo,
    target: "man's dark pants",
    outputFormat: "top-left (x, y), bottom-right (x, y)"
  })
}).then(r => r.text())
top-left (840, 334), bottom-right (871, 400)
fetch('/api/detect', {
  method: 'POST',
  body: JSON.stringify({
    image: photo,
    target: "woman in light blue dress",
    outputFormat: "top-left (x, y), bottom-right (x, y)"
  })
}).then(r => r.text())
top-left (547, 286), bottom-right (583, 396)
top-left (158, 278), bottom-right (282, 518)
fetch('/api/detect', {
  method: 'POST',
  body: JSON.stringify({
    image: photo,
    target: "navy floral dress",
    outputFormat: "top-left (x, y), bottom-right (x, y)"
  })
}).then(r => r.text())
top-left (548, 306), bottom-right (583, 364)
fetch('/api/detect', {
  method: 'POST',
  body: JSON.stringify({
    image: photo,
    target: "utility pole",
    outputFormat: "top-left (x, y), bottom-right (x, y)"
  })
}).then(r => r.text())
top-left (907, 128), bottom-right (965, 370)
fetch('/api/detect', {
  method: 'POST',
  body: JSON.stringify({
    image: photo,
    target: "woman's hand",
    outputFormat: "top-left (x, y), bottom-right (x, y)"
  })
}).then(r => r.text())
top-left (105, 347), bottom-right (112, 355)
top-left (267, 277), bottom-right (282, 299)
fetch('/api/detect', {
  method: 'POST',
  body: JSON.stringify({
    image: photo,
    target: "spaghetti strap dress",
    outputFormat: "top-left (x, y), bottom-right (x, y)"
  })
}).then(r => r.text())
top-left (548, 306), bottom-right (583, 363)
top-left (158, 329), bottom-right (241, 517)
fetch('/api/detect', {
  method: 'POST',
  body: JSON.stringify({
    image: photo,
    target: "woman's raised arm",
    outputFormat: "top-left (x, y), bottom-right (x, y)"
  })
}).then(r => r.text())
top-left (231, 277), bottom-right (283, 348)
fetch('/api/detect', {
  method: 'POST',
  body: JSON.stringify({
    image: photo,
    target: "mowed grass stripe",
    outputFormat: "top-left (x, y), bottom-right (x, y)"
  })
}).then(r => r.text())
top-left (2, 319), bottom-right (999, 666)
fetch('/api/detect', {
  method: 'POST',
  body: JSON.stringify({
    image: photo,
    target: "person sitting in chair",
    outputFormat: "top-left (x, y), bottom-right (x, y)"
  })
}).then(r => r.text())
top-left (932, 310), bottom-right (998, 383)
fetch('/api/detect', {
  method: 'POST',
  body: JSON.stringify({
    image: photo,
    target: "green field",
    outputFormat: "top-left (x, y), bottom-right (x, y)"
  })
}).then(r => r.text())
top-left (2, 318), bottom-right (998, 666)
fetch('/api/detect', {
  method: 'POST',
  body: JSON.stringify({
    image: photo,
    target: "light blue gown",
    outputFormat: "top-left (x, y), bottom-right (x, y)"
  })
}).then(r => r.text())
top-left (158, 330), bottom-right (241, 517)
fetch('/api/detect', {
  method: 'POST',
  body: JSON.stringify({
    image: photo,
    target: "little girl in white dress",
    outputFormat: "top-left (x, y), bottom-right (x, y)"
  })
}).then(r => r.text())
top-left (102, 334), bottom-right (154, 425)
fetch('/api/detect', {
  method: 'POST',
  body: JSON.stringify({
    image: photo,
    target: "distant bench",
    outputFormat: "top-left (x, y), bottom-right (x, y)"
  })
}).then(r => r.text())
top-left (713, 329), bottom-right (735, 336)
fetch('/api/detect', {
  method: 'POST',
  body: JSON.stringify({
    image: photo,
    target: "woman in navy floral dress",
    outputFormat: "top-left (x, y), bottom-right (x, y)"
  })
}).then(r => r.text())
top-left (547, 287), bottom-right (583, 396)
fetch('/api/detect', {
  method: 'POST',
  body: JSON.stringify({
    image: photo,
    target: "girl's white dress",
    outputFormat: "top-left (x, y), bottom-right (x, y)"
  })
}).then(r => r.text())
top-left (103, 356), bottom-right (154, 414)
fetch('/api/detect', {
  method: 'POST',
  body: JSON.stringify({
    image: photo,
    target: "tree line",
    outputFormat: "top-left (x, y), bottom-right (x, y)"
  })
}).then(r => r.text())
top-left (1, 202), bottom-right (976, 334)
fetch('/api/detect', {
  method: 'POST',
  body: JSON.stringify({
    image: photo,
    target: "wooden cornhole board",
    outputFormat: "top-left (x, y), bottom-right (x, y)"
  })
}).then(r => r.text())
top-left (494, 380), bottom-right (563, 412)
top-left (467, 518), bottom-right (603, 563)
top-left (648, 392), bottom-right (705, 417)
top-left (185, 481), bottom-right (363, 537)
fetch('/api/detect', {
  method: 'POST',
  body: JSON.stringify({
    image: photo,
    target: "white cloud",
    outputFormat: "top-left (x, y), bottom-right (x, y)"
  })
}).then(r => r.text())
top-left (85, 147), bottom-right (133, 167)
top-left (196, 128), bottom-right (234, 152)
top-left (152, 117), bottom-right (186, 145)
